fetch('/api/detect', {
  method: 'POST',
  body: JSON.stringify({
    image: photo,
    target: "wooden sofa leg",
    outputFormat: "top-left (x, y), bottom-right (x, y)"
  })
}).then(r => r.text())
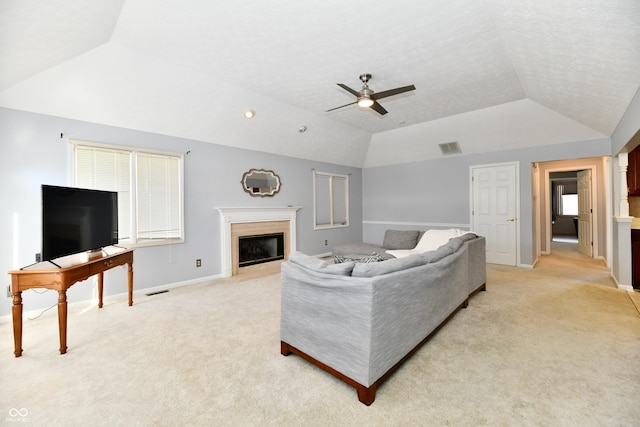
top-left (356, 384), bottom-right (377, 406)
top-left (281, 341), bottom-right (291, 356)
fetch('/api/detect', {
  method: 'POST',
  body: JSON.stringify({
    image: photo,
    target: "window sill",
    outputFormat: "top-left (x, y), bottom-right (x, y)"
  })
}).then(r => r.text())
top-left (314, 224), bottom-right (349, 230)
top-left (119, 238), bottom-right (185, 249)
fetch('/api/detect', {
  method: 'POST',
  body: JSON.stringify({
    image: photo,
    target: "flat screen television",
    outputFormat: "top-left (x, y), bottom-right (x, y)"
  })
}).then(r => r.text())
top-left (42, 185), bottom-right (118, 261)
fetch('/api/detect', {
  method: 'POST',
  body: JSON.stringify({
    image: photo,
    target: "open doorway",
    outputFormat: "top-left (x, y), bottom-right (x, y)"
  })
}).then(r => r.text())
top-left (549, 169), bottom-right (593, 256)
top-left (550, 170), bottom-right (580, 248)
top-left (533, 157), bottom-right (608, 263)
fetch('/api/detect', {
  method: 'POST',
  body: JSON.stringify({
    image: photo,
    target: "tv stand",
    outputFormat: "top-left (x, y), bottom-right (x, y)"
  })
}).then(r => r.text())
top-left (8, 248), bottom-right (134, 357)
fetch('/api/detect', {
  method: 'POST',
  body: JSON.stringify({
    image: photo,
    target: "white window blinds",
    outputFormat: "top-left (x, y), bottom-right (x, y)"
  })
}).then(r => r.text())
top-left (73, 141), bottom-right (184, 246)
top-left (75, 145), bottom-right (132, 240)
top-left (136, 152), bottom-right (181, 240)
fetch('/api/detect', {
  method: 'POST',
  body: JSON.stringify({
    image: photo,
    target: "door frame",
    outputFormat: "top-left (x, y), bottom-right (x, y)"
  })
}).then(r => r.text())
top-left (542, 165), bottom-right (598, 258)
top-left (469, 161), bottom-right (520, 266)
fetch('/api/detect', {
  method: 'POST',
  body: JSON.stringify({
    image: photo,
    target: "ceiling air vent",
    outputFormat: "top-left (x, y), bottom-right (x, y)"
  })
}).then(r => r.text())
top-left (438, 141), bottom-right (462, 156)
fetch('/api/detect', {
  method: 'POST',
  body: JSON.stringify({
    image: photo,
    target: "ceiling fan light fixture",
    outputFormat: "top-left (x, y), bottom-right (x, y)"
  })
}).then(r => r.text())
top-left (326, 74), bottom-right (415, 116)
top-left (357, 97), bottom-right (374, 108)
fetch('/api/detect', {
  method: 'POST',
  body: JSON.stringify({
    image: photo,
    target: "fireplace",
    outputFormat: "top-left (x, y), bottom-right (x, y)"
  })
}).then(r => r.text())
top-left (216, 207), bottom-right (301, 277)
top-left (238, 232), bottom-right (285, 267)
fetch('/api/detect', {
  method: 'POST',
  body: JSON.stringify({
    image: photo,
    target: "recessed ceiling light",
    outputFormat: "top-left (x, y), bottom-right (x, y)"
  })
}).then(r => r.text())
top-left (298, 126), bottom-right (307, 133)
top-left (244, 110), bottom-right (255, 119)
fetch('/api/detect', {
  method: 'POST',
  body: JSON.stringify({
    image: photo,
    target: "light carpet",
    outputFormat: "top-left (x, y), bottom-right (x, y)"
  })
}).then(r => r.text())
top-left (1, 245), bottom-right (639, 426)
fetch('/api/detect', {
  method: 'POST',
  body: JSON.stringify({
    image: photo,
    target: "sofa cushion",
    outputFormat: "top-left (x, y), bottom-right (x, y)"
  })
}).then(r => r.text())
top-left (419, 243), bottom-right (456, 264)
top-left (445, 236), bottom-right (464, 253)
top-left (288, 251), bottom-right (355, 275)
top-left (351, 254), bottom-right (427, 277)
top-left (382, 230), bottom-right (420, 250)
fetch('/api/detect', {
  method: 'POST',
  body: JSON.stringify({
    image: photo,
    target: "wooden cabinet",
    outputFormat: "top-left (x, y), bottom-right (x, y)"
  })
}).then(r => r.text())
top-left (628, 145), bottom-right (640, 196)
top-left (633, 230), bottom-right (640, 290)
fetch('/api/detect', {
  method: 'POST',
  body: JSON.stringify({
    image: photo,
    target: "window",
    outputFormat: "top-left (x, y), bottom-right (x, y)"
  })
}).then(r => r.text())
top-left (560, 194), bottom-right (578, 216)
top-left (73, 140), bottom-right (184, 247)
top-left (313, 171), bottom-right (349, 229)
top-left (555, 181), bottom-right (578, 216)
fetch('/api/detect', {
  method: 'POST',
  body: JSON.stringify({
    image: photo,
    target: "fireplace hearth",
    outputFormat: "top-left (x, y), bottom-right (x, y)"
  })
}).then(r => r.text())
top-left (238, 233), bottom-right (285, 267)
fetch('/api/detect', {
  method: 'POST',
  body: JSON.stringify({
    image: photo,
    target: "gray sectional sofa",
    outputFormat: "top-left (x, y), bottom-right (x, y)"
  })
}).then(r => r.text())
top-left (280, 231), bottom-right (486, 405)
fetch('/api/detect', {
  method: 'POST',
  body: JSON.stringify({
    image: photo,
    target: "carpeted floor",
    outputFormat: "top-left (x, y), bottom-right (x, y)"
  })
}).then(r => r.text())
top-left (1, 244), bottom-right (639, 426)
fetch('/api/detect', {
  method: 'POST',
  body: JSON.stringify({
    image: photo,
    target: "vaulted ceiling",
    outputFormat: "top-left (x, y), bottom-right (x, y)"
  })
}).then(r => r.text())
top-left (1, 0), bottom-right (639, 167)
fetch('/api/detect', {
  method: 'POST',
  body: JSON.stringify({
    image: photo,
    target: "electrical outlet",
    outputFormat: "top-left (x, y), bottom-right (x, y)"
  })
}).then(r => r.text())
top-left (6, 285), bottom-right (11, 298)
top-left (35, 253), bottom-right (41, 262)
top-left (324, 240), bottom-right (328, 246)
top-left (196, 259), bottom-right (202, 267)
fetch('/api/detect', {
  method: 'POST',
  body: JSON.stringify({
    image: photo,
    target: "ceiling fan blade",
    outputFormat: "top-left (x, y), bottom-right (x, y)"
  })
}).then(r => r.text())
top-left (325, 101), bottom-right (357, 112)
top-left (370, 101), bottom-right (388, 115)
top-left (337, 83), bottom-right (361, 97)
top-left (373, 84), bottom-right (416, 100)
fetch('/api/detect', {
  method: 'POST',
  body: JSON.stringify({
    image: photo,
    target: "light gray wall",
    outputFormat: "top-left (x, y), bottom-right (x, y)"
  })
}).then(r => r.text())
top-left (0, 108), bottom-right (362, 317)
top-left (362, 137), bottom-right (611, 266)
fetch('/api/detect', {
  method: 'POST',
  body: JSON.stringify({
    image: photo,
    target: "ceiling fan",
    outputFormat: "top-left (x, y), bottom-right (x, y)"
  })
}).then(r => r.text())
top-left (326, 73), bottom-right (416, 115)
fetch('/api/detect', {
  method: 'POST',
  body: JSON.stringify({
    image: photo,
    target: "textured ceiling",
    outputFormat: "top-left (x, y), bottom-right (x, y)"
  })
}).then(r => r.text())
top-left (1, 0), bottom-right (639, 167)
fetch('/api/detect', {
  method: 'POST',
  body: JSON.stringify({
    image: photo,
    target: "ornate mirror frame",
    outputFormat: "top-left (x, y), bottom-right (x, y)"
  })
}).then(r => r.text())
top-left (241, 168), bottom-right (281, 197)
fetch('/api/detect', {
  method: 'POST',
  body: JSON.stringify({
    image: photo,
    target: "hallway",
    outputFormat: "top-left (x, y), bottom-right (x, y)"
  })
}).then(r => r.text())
top-left (540, 236), bottom-right (616, 289)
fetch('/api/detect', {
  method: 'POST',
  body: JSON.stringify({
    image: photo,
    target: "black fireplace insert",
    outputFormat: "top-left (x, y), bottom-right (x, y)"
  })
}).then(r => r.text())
top-left (238, 232), bottom-right (285, 267)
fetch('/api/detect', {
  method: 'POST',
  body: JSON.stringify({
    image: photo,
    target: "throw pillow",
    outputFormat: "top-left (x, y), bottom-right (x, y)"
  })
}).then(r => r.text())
top-left (382, 230), bottom-right (420, 250)
top-left (334, 253), bottom-right (386, 264)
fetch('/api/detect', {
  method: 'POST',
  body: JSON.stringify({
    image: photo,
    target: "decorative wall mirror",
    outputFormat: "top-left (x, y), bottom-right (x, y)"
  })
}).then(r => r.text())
top-left (241, 168), bottom-right (281, 197)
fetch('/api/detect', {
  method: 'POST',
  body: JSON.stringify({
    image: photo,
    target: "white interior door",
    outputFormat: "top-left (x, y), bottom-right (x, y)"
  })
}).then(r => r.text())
top-left (472, 163), bottom-right (518, 266)
top-left (577, 169), bottom-right (593, 257)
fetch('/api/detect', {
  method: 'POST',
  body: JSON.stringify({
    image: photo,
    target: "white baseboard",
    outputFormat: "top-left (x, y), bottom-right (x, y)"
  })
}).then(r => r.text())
top-left (610, 272), bottom-right (634, 291)
top-left (133, 274), bottom-right (223, 298)
top-left (518, 263), bottom-right (534, 269)
top-left (0, 274), bottom-right (223, 325)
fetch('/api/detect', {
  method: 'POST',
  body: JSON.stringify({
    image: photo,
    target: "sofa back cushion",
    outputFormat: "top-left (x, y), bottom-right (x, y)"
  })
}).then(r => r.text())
top-left (382, 230), bottom-right (420, 249)
top-left (288, 251), bottom-right (355, 275)
top-left (418, 233), bottom-right (476, 263)
top-left (351, 253), bottom-right (427, 277)
top-left (420, 243), bottom-right (456, 264)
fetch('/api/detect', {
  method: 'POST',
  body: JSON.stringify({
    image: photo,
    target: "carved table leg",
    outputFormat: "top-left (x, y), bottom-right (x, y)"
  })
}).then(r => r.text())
top-left (128, 262), bottom-right (134, 306)
top-left (97, 271), bottom-right (104, 308)
top-left (12, 291), bottom-right (23, 357)
top-left (58, 290), bottom-right (68, 355)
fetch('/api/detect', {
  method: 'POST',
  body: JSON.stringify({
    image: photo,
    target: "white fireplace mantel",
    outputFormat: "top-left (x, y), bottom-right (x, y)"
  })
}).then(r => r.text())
top-left (216, 206), bottom-right (301, 277)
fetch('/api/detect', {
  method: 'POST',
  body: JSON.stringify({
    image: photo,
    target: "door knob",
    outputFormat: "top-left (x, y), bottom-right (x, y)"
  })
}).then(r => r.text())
top-left (506, 217), bottom-right (517, 222)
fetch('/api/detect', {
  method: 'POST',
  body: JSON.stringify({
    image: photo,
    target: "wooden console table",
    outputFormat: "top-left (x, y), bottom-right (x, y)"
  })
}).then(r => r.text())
top-left (8, 248), bottom-right (134, 357)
